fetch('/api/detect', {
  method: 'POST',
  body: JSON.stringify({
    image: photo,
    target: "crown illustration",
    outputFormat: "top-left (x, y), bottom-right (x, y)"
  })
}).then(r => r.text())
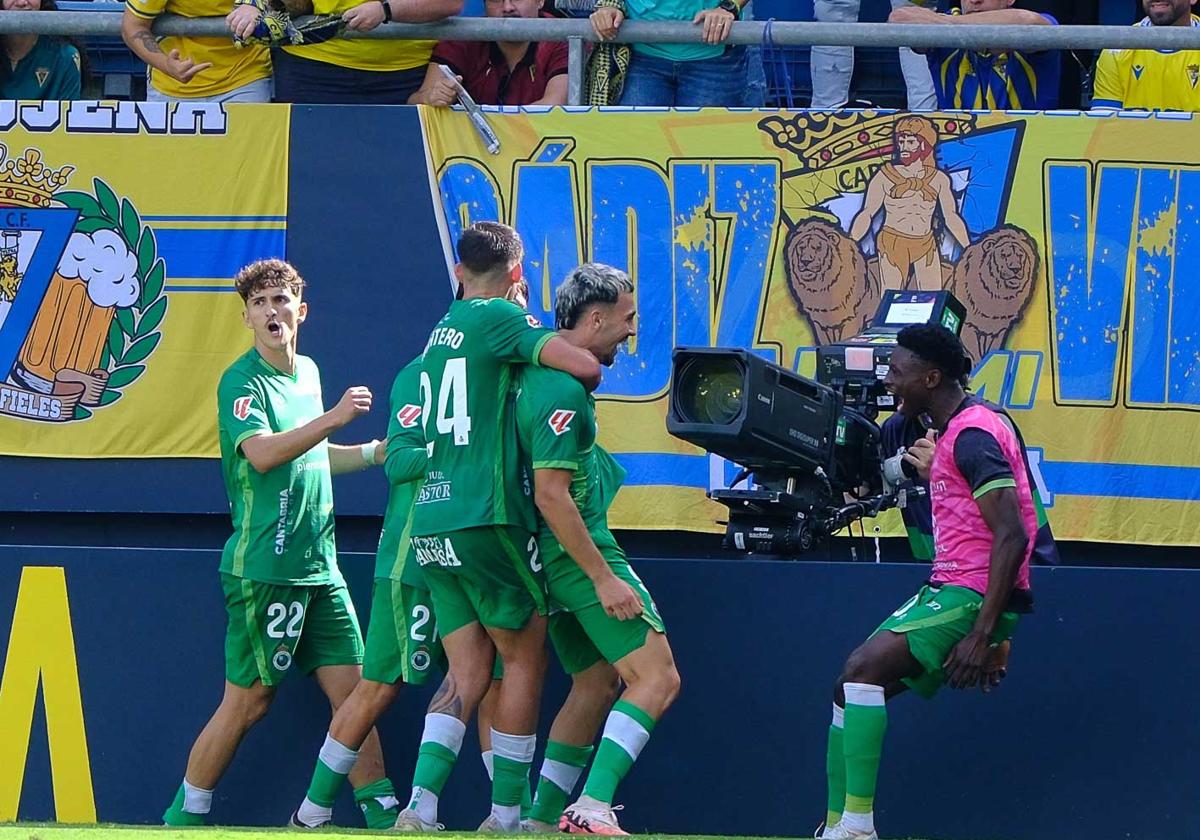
top-left (0, 146), bottom-right (73, 208)
top-left (758, 110), bottom-right (979, 171)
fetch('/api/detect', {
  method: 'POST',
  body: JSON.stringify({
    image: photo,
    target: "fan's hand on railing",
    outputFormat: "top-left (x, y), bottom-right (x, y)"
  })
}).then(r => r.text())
top-left (590, 6), bottom-right (624, 41)
top-left (226, 4), bottom-right (263, 40)
top-left (343, 0), bottom-right (387, 32)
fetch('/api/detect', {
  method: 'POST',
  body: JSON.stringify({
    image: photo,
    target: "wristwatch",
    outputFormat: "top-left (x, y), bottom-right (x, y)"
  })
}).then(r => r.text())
top-left (717, 0), bottom-right (741, 18)
top-left (380, 0), bottom-right (393, 21)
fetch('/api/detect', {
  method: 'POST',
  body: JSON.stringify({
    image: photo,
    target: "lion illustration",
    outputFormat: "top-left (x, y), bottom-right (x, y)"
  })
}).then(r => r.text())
top-left (948, 225), bottom-right (1039, 362)
top-left (784, 219), bottom-right (882, 345)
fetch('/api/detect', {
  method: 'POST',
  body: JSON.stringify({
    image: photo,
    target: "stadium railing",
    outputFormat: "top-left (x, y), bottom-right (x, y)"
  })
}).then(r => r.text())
top-left (7, 8), bottom-right (1200, 105)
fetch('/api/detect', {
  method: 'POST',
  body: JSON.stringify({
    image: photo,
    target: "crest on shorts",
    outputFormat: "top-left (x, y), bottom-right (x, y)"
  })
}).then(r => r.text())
top-left (233, 395), bottom-right (254, 421)
top-left (547, 409), bottom-right (575, 436)
top-left (0, 146), bottom-right (168, 423)
top-left (396, 403), bottom-right (422, 428)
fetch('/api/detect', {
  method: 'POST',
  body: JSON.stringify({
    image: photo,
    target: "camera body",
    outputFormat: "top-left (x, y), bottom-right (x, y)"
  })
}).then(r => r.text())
top-left (665, 290), bottom-right (964, 556)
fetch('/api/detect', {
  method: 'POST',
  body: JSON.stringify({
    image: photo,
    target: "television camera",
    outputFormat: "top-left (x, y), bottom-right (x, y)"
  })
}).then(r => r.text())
top-left (666, 289), bottom-right (966, 556)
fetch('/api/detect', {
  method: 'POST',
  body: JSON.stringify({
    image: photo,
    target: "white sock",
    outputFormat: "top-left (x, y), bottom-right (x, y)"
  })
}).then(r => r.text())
top-left (599, 708), bottom-right (651, 764)
top-left (296, 797), bottom-right (330, 827)
top-left (840, 809), bottom-right (875, 834)
top-left (181, 779), bottom-right (213, 815)
top-left (409, 787), bottom-right (439, 825)
top-left (481, 749), bottom-right (495, 781)
top-left (832, 702), bottom-right (844, 729)
top-left (490, 802), bottom-right (521, 829)
top-left (540, 757), bottom-right (586, 797)
top-left (318, 733), bottom-right (359, 774)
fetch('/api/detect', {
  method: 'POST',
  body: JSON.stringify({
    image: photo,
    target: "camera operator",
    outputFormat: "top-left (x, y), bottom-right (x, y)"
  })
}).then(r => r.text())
top-left (818, 324), bottom-right (1052, 840)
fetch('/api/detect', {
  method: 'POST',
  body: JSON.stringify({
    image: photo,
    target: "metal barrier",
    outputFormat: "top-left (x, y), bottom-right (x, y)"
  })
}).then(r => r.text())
top-left (8, 5), bottom-right (1200, 104)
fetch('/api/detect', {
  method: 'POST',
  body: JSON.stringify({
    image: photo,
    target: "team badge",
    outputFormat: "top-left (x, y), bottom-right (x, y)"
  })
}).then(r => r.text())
top-left (35, 68), bottom-right (49, 87)
top-left (272, 646), bottom-right (293, 672)
top-left (396, 403), bottom-right (422, 428)
top-left (233, 395), bottom-right (254, 421)
top-left (548, 409), bottom-right (575, 436)
top-left (0, 147), bottom-right (168, 424)
top-left (1189, 65), bottom-right (1199, 88)
top-left (410, 649), bottom-right (431, 672)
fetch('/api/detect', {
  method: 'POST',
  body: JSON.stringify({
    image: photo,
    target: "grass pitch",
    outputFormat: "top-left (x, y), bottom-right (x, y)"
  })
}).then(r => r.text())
top-left (0, 826), bottom-right (814, 840)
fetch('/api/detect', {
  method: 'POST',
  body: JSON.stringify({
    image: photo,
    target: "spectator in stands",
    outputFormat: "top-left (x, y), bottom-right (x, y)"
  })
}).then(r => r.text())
top-left (1092, 0), bottom-right (1200, 110)
top-left (889, 0), bottom-right (1060, 109)
top-left (1, 0), bottom-right (82, 100)
top-left (122, 0), bottom-right (270, 102)
top-left (272, 0), bottom-right (462, 104)
top-left (589, 0), bottom-right (748, 106)
top-left (409, 0), bottom-right (568, 105)
top-left (811, 0), bottom-right (936, 110)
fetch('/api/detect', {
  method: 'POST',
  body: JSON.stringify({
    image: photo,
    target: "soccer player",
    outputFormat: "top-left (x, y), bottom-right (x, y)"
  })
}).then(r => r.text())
top-left (821, 324), bottom-right (1039, 840)
top-left (1091, 0), bottom-right (1200, 112)
top-left (163, 259), bottom-right (394, 826)
top-left (289, 352), bottom-right (439, 828)
top-left (401, 222), bottom-right (601, 832)
top-left (518, 263), bottom-right (682, 835)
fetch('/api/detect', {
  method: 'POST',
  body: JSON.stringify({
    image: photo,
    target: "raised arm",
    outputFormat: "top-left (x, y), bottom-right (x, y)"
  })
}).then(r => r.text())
top-left (241, 386), bottom-right (372, 474)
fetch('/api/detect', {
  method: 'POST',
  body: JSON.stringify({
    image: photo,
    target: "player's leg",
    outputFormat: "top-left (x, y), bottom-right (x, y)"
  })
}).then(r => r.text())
top-left (478, 675), bottom-right (501, 783)
top-left (527, 652), bottom-right (619, 830)
top-left (396, 561), bottom-right (496, 832)
top-left (292, 581), bottom-right (399, 829)
top-left (561, 542), bottom-right (679, 834)
top-left (163, 680), bottom-right (276, 825)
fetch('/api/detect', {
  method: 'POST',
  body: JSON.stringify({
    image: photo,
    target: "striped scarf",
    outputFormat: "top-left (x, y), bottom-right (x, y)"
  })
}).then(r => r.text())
top-left (585, 0), bottom-right (630, 105)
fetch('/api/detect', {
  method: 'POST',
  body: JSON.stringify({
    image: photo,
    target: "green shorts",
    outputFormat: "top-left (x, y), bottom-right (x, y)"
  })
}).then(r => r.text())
top-left (543, 526), bottom-right (665, 666)
top-left (874, 583), bottom-right (1019, 699)
top-left (362, 578), bottom-right (446, 686)
top-left (221, 574), bottom-right (364, 689)
top-left (412, 525), bottom-right (546, 635)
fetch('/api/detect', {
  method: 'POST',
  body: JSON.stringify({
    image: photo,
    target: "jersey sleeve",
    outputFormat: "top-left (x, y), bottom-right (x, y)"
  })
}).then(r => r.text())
top-left (522, 378), bottom-right (588, 472)
top-left (482, 300), bottom-right (557, 364)
top-left (1091, 49), bottom-right (1124, 109)
top-left (544, 41), bottom-right (569, 80)
top-left (384, 358), bottom-right (427, 486)
top-left (125, 0), bottom-right (166, 20)
top-left (953, 429), bottom-right (1015, 499)
top-left (217, 368), bottom-right (271, 454)
top-left (46, 46), bottom-right (81, 100)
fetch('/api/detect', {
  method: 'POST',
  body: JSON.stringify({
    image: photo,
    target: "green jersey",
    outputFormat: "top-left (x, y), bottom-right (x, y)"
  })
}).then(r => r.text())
top-left (374, 355), bottom-right (429, 584)
top-left (217, 348), bottom-right (338, 586)
top-left (0, 37), bottom-right (80, 101)
top-left (515, 365), bottom-right (627, 546)
top-left (411, 297), bottom-right (556, 536)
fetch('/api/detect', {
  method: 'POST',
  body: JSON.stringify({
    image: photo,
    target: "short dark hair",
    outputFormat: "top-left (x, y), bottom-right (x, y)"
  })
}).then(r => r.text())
top-left (897, 324), bottom-right (972, 382)
top-left (234, 258), bottom-right (305, 302)
top-left (555, 263), bottom-right (634, 329)
top-left (456, 221), bottom-right (524, 277)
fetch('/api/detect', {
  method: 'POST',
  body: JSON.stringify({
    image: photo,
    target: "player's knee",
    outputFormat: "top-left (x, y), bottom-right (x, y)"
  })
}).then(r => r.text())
top-left (840, 648), bottom-right (875, 685)
top-left (658, 663), bottom-right (682, 708)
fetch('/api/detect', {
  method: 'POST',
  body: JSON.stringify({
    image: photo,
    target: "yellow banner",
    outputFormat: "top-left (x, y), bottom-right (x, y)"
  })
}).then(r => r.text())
top-left (0, 102), bottom-right (286, 458)
top-left (424, 107), bottom-right (1200, 546)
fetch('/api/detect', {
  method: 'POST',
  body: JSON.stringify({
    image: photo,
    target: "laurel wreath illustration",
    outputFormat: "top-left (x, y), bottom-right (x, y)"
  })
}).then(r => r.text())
top-left (56, 178), bottom-right (167, 420)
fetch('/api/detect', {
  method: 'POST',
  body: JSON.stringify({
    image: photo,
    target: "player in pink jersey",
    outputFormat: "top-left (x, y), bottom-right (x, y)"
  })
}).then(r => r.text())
top-left (819, 324), bottom-right (1037, 840)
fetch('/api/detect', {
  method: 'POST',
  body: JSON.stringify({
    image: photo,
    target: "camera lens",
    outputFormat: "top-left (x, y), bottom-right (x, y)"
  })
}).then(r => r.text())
top-left (676, 356), bottom-right (745, 425)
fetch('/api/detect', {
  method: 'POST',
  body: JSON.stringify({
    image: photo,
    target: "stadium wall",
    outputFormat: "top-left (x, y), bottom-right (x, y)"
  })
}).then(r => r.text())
top-left (2, 549), bottom-right (1195, 840)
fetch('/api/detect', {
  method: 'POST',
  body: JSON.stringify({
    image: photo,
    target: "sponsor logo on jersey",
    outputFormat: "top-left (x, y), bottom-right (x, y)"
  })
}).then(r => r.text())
top-left (525, 314), bottom-right (542, 329)
top-left (548, 409), bottom-right (575, 436)
top-left (397, 403), bottom-right (422, 428)
top-left (233, 395), bottom-right (254, 421)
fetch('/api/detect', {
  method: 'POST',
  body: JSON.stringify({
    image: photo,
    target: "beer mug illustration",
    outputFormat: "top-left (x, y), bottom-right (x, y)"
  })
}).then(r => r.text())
top-left (13, 229), bottom-right (139, 394)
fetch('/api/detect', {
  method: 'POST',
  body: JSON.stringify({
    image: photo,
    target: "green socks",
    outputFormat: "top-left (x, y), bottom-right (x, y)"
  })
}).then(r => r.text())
top-left (354, 778), bottom-right (400, 829)
top-left (490, 729), bottom-right (537, 830)
top-left (826, 704), bottom-right (846, 829)
top-left (582, 700), bottom-right (656, 805)
top-left (529, 741), bottom-right (594, 824)
top-left (407, 713), bottom-right (467, 826)
top-left (162, 781), bottom-right (210, 826)
top-left (841, 683), bottom-right (886, 835)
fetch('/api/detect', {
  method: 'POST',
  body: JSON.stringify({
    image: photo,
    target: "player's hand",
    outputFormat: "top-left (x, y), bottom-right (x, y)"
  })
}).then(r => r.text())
top-left (332, 386), bottom-right (373, 426)
top-left (424, 67), bottom-right (463, 107)
top-left (693, 8), bottom-right (735, 45)
top-left (343, 0), bottom-right (387, 32)
top-left (590, 7), bottom-right (624, 41)
top-left (942, 628), bottom-right (991, 690)
top-left (980, 639), bottom-right (1011, 694)
top-left (888, 5), bottom-right (944, 24)
top-left (595, 574), bottom-right (643, 621)
top-left (226, 4), bottom-right (263, 40)
top-left (164, 49), bottom-right (213, 83)
top-left (902, 429), bottom-right (937, 482)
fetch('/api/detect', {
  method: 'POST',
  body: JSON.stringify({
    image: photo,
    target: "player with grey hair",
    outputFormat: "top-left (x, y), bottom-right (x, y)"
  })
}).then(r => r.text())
top-left (515, 263), bottom-right (683, 834)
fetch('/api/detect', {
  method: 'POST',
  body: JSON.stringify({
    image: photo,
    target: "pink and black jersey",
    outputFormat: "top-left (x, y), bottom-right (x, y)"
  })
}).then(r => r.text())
top-left (928, 397), bottom-right (1037, 606)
